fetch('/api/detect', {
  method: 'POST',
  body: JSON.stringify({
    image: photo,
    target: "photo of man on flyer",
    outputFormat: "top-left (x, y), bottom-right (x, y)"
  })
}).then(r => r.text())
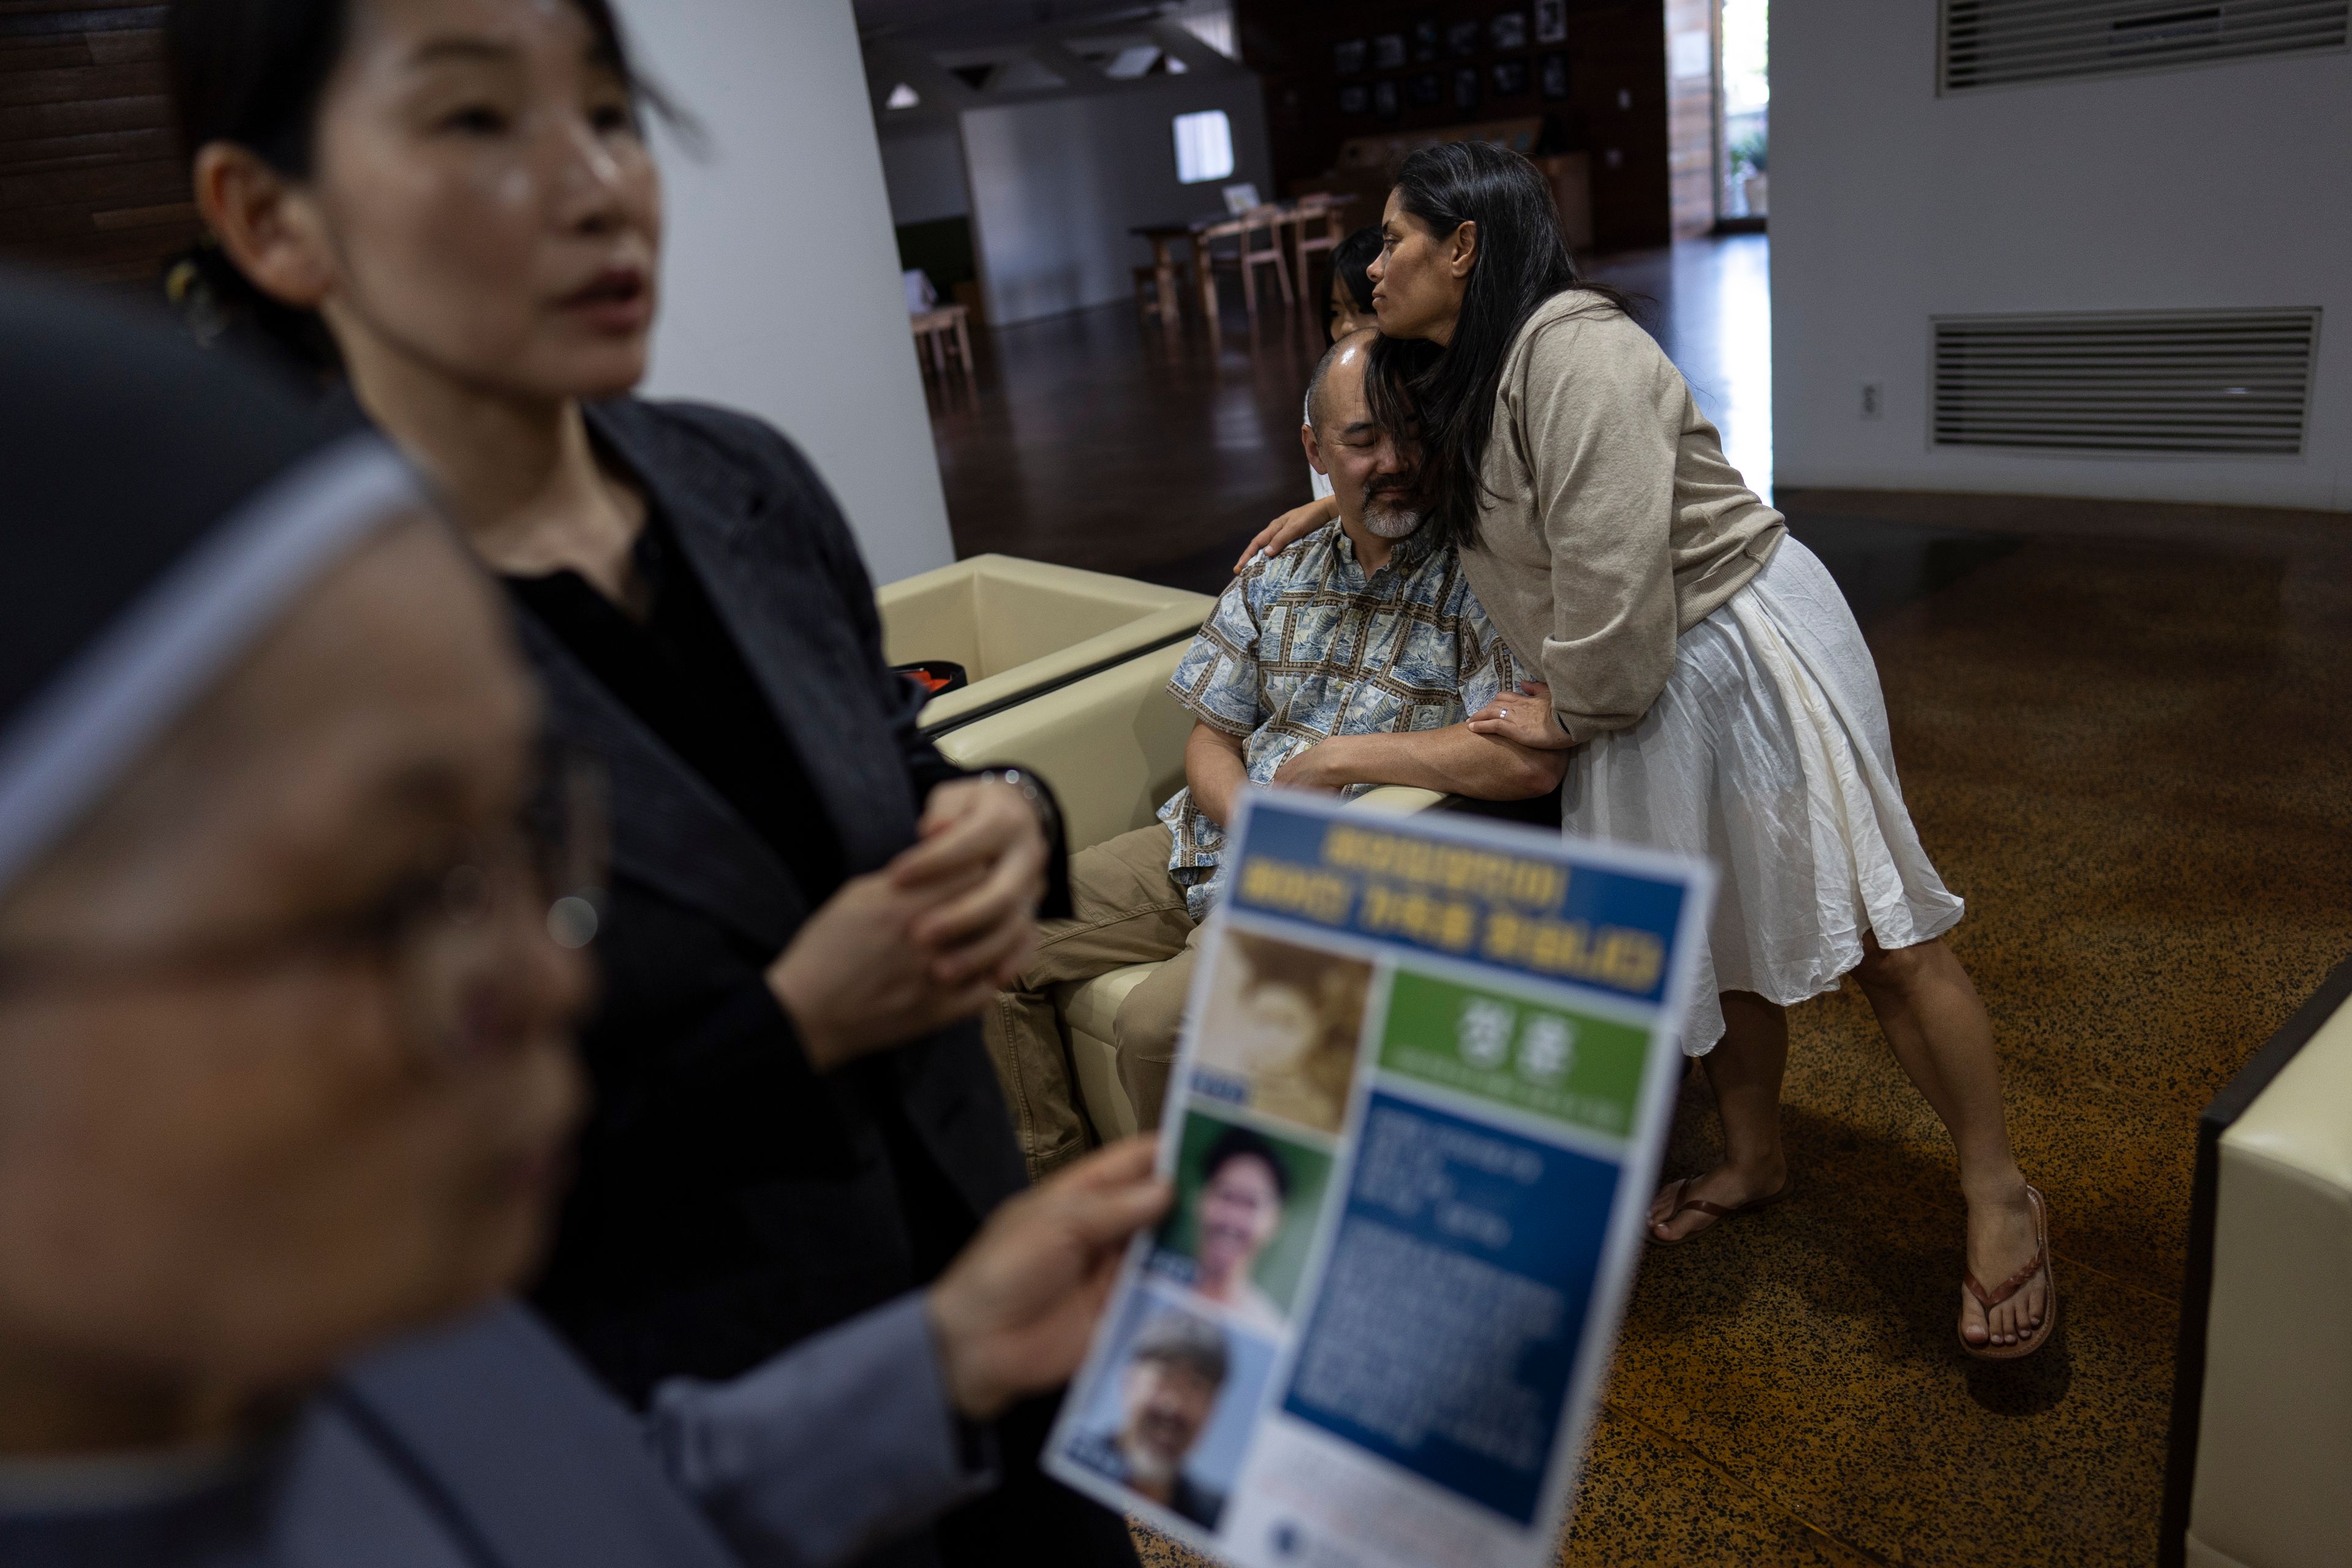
top-left (1148, 1112), bottom-right (1336, 1332)
top-left (1065, 1303), bottom-right (1246, 1530)
top-left (1180, 1125), bottom-right (1291, 1331)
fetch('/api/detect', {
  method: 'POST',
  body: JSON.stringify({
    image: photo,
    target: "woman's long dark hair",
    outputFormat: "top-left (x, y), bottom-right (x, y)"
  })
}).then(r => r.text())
top-left (1366, 141), bottom-right (1640, 549)
top-left (162, 0), bottom-right (664, 375)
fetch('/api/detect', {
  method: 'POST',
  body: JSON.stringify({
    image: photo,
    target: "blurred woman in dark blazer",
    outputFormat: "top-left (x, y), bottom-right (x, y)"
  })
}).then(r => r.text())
top-left (166, 0), bottom-right (1129, 1561)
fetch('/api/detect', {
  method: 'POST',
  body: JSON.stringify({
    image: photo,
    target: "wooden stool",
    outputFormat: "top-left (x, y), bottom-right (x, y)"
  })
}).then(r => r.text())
top-left (911, 303), bottom-right (973, 377)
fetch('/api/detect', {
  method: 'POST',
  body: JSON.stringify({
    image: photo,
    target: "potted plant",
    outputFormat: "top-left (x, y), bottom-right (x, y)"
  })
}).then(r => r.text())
top-left (1731, 129), bottom-right (1768, 216)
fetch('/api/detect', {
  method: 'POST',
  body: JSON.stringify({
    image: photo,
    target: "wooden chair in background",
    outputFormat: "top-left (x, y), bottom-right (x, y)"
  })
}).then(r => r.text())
top-left (1289, 193), bottom-right (1354, 318)
top-left (1197, 205), bottom-right (1294, 325)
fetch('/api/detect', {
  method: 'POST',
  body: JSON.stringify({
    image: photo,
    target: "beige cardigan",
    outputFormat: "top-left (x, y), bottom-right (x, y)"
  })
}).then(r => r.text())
top-left (1459, 290), bottom-right (1785, 739)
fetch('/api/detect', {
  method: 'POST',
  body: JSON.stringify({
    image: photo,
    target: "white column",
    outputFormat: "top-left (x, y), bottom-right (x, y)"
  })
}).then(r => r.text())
top-left (617, 0), bottom-right (957, 583)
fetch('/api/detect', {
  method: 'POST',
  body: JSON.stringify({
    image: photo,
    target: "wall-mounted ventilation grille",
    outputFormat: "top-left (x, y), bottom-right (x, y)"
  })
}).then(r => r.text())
top-left (1940, 0), bottom-right (2348, 91)
top-left (1931, 309), bottom-right (2321, 456)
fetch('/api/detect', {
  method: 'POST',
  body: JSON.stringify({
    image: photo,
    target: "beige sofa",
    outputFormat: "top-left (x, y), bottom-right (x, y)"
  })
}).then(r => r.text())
top-left (2178, 973), bottom-right (2352, 1568)
top-left (935, 644), bottom-right (1442, 1142)
top-left (875, 554), bottom-right (1212, 734)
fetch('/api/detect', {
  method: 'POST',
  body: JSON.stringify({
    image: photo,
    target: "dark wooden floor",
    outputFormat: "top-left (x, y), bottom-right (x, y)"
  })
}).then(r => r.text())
top-left (922, 242), bottom-right (2352, 1567)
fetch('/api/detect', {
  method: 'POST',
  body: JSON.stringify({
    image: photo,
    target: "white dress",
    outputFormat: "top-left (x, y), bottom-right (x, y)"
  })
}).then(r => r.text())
top-left (1561, 535), bottom-right (1964, 1054)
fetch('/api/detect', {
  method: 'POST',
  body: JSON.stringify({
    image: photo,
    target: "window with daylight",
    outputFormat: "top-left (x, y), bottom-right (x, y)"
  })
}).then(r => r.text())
top-left (1172, 109), bottom-right (1234, 184)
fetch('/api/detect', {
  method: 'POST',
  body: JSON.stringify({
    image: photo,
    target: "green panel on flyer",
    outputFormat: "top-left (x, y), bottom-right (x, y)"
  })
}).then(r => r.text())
top-left (1378, 968), bottom-right (1648, 1136)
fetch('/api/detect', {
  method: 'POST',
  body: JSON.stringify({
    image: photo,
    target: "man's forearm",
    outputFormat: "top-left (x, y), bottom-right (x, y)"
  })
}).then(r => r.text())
top-left (1317, 727), bottom-right (1565, 801)
top-left (1186, 724), bottom-right (1251, 826)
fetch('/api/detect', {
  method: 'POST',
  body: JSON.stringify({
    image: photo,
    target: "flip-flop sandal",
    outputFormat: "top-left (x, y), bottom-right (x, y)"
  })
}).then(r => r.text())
top-left (1961, 1183), bottom-right (2057, 1361)
top-left (1648, 1174), bottom-right (1794, 1245)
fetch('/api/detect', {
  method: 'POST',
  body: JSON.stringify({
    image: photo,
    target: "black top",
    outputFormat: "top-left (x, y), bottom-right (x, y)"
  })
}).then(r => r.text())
top-left (506, 508), bottom-right (849, 903)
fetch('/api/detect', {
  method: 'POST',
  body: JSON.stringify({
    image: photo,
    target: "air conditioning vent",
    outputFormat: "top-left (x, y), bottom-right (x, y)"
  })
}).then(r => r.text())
top-left (1940, 0), bottom-right (2348, 92)
top-left (1931, 309), bottom-right (2321, 456)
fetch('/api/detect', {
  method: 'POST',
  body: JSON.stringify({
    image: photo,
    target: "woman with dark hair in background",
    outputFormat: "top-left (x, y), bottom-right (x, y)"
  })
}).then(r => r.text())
top-left (1326, 224), bottom-right (1383, 342)
top-left (164, 0), bottom-right (1147, 1558)
top-left (1240, 143), bottom-right (2052, 1361)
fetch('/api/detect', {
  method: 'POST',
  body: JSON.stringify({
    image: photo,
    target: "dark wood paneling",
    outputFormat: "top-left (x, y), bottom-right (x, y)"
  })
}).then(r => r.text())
top-left (0, 4), bottom-right (192, 290)
top-left (1233, 0), bottom-right (1671, 251)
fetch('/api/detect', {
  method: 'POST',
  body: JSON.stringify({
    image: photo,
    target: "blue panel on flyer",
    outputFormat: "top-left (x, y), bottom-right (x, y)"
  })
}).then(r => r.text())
top-left (1231, 801), bottom-right (1686, 1003)
top-left (1279, 1091), bottom-right (1618, 1524)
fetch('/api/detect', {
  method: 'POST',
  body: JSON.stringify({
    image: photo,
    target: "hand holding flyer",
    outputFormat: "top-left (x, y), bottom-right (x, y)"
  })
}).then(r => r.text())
top-left (1046, 792), bottom-right (1715, 1568)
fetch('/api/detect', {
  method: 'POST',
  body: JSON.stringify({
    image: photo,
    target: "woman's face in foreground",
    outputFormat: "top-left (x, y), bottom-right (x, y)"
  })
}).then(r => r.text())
top-left (301, 0), bottom-right (663, 399)
top-left (0, 521), bottom-right (588, 1425)
top-left (1368, 188), bottom-right (1471, 343)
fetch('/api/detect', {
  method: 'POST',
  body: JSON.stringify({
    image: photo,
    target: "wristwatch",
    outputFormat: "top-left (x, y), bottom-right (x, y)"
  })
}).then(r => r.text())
top-left (975, 766), bottom-right (1060, 845)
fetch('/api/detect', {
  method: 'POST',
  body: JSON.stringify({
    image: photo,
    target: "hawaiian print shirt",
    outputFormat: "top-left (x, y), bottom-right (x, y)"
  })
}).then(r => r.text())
top-left (1158, 521), bottom-right (1521, 919)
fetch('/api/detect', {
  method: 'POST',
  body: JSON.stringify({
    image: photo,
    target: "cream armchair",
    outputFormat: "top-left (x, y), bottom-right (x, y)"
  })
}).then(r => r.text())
top-left (2171, 963), bottom-right (2352, 1568)
top-left (876, 554), bottom-right (1212, 734)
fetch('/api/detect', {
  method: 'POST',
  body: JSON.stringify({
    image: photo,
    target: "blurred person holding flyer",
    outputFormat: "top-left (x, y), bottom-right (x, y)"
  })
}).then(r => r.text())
top-left (0, 276), bottom-right (1169, 1568)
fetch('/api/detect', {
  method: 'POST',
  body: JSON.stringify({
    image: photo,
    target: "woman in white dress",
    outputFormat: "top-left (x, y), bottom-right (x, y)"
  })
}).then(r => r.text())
top-left (1241, 145), bottom-right (2051, 1360)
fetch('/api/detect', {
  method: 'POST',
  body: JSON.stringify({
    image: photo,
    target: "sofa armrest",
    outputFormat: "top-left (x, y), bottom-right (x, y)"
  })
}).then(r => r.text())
top-left (1344, 785), bottom-right (1450, 816)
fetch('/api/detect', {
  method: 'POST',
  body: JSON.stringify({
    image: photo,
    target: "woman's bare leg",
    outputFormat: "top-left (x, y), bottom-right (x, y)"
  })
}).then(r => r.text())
top-left (1849, 933), bottom-right (2045, 1349)
top-left (1648, 991), bottom-right (1790, 1242)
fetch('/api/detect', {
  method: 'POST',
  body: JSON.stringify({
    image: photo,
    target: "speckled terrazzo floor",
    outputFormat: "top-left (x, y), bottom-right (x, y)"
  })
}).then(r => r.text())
top-left (1125, 500), bottom-right (2352, 1568)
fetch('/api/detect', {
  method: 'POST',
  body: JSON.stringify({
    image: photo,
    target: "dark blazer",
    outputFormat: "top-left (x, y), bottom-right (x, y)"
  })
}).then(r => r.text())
top-left (522, 399), bottom-right (1129, 1568)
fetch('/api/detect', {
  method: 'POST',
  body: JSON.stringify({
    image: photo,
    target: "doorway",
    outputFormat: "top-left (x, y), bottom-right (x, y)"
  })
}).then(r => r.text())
top-left (1719, 0), bottom-right (1768, 221)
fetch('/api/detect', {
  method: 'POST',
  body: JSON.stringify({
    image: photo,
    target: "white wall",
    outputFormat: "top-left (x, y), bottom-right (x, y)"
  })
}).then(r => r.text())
top-left (880, 126), bottom-right (971, 225)
top-left (960, 74), bottom-right (1274, 326)
top-left (1773, 5), bottom-right (2350, 511)
top-left (616, 0), bottom-right (956, 582)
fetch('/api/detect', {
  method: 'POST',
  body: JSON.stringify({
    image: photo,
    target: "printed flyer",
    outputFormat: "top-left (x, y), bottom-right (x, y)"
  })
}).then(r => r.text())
top-left (1044, 792), bottom-right (1716, 1568)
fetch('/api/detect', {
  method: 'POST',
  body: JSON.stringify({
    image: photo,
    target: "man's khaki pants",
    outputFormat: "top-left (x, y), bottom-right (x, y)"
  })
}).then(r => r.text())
top-left (983, 824), bottom-right (1204, 1177)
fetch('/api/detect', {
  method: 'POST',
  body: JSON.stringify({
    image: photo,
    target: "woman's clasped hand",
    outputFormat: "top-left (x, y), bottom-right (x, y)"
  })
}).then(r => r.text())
top-left (767, 775), bottom-right (1048, 1072)
top-left (1465, 680), bottom-right (1575, 750)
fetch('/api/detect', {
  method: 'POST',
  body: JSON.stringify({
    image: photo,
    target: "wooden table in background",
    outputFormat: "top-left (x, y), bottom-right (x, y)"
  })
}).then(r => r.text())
top-left (1129, 224), bottom-right (1200, 325)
